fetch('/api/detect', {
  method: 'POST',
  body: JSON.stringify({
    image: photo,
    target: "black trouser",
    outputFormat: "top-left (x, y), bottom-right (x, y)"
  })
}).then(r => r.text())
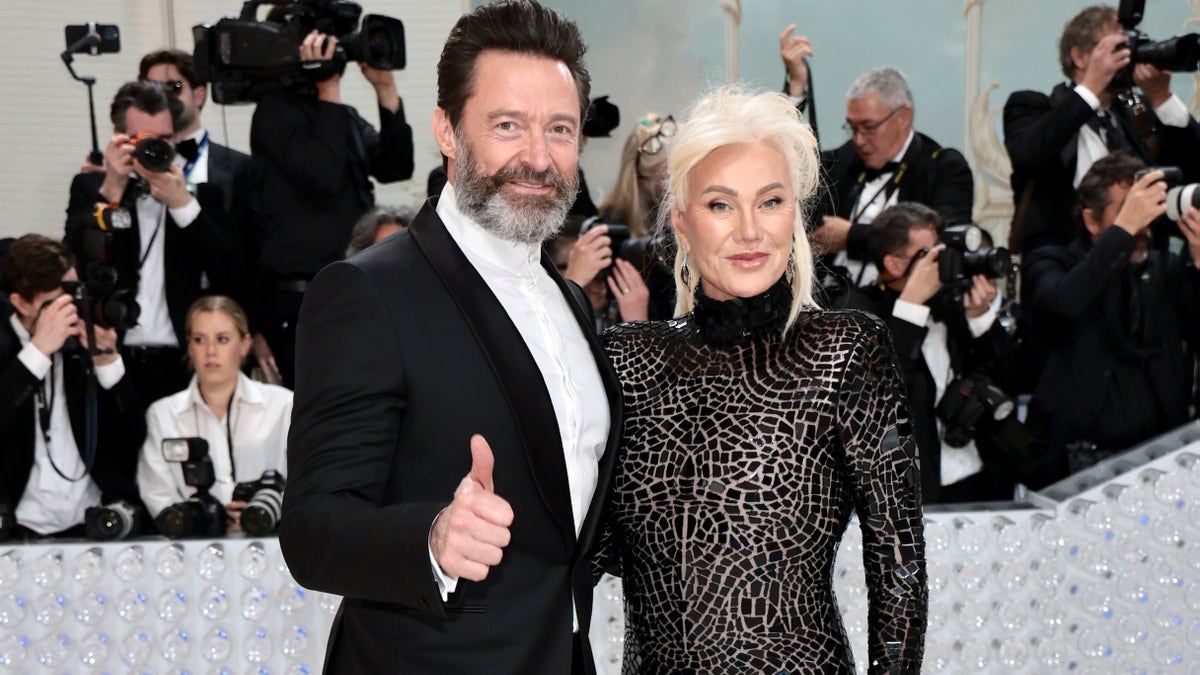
top-left (256, 281), bottom-right (307, 389)
top-left (121, 345), bottom-right (189, 409)
top-left (572, 632), bottom-right (590, 675)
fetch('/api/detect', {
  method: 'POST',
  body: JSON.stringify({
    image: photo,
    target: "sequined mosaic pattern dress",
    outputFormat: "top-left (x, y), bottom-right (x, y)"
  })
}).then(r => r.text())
top-left (599, 282), bottom-right (926, 674)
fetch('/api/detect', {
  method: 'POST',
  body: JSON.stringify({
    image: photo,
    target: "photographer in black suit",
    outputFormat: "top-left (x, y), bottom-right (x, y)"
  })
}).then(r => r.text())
top-left (1024, 153), bottom-right (1200, 474)
top-left (1004, 5), bottom-right (1200, 257)
top-left (839, 203), bottom-right (1019, 503)
top-left (780, 28), bottom-right (973, 290)
top-left (64, 80), bottom-right (242, 411)
top-left (0, 235), bottom-right (143, 539)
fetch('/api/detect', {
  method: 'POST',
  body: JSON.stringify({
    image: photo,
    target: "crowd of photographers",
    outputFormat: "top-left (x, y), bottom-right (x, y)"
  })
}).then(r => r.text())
top-left (3, 1), bottom-right (1200, 544)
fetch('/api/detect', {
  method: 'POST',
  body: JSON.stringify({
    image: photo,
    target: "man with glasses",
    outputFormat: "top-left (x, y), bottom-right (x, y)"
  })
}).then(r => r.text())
top-left (63, 80), bottom-right (241, 409)
top-left (780, 32), bottom-right (973, 290)
top-left (839, 202), bottom-right (1019, 503)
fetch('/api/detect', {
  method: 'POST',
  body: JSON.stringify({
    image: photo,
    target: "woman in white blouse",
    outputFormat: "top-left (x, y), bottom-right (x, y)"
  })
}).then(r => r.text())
top-left (137, 295), bottom-right (292, 531)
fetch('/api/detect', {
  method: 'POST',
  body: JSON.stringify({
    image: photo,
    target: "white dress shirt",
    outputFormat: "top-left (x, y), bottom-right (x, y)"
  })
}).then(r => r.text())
top-left (892, 296), bottom-right (1001, 486)
top-left (429, 183), bottom-right (611, 617)
top-left (834, 130), bottom-right (916, 287)
top-left (11, 315), bottom-right (123, 534)
top-left (137, 371), bottom-right (293, 517)
top-left (1072, 84), bottom-right (1191, 188)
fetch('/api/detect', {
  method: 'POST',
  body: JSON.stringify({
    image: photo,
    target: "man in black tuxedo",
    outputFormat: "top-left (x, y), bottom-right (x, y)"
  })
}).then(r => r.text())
top-left (838, 203), bottom-right (1019, 503)
top-left (1024, 153), bottom-right (1200, 475)
top-left (779, 29), bottom-right (973, 291)
top-left (1003, 5), bottom-right (1200, 257)
top-left (0, 235), bottom-right (143, 539)
top-left (280, 2), bottom-right (621, 673)
top-left (64, 80), bottom-right (241, 409)
top-left (138, 50), bottom-right (265, 376)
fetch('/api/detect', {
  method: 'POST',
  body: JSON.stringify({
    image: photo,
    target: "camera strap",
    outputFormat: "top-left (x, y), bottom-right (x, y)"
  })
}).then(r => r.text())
top-left (195, 384), bottom-right (238, 483)
top-left (37, 356), bottom-right (97, 483)
top-left (137, 205), bottom-right (166, 271)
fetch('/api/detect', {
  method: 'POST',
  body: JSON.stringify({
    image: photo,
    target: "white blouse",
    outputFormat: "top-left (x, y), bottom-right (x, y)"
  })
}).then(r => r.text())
top-left (137, 371), bottom-right (292, 517)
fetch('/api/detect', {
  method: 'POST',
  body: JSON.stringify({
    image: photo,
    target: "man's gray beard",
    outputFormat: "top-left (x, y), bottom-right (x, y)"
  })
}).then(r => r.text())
top-left (453, 137), bottom-right (578, 246)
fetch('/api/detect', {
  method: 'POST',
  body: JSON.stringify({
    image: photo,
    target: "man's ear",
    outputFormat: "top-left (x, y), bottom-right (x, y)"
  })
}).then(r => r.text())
top-left (194, 83), bottom-right (208, 111)
top-left (1082, 206), bottom-right (1105, 238)
top-left (8, 291), bottom-right (32, 321)
top-left (1070, 45), bottom-right (1089, 76)
top-left (431, 107), bottom-right (457, 161)
top-left (882, 253), bottom-right (906, 280)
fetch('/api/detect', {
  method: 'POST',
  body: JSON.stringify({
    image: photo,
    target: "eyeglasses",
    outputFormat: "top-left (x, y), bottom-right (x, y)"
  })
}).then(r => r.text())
top-left (638, 115), bottom-right (677, 155)
top-left (842, 107), bottom-right (902, 136)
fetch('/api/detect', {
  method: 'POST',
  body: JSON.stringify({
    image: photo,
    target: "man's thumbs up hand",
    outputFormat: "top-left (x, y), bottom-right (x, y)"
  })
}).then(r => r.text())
top-left (430, 434), bottom-right (514, 582)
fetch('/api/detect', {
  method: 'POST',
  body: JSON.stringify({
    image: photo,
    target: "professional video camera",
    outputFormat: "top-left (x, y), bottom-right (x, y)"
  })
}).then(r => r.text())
top-left (156, 438), bottom-right (228, 539)
top-left (936, 373), bottom-right (1015, 448)
top-left (193, 0), bottom-right (406, 104)
top-left (231, 470), bottom-right (286, 536)
top-left (1115, 0), bottom-right (1200, 90)
top-left (936, 224), bottom-right (1012, 287)
top-left (84, 499), bottom-right (142, 541)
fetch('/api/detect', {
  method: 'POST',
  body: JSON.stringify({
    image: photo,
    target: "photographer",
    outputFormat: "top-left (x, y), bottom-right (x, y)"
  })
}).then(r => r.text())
top-left (556, 222), bottom-right (649, 330)
top-left (839, 203), bottom-right (1019, 503)
top-left (780, 29), bottom-right (973, 290)
top-left (1004, 5), bottom-right (1200, 257)
top-left (1024, 153), bottom-right (1200, 475)
top-left (64, 80), bottom-right (243, 412)
top-left (137, 296), bottom-right (291, 529)
top-left (0, 235), bottom-right (144, 539)
top-left (250, 20), bottom-right (415, 388)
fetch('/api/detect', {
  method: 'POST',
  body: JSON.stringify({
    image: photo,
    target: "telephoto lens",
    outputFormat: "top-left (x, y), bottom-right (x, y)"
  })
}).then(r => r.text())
top-left (84, 500), bottom-right (141, 541)
top-left (130, 133), bottom-right (174, 173)
top-left (234, 470), bottom-right (286, 536)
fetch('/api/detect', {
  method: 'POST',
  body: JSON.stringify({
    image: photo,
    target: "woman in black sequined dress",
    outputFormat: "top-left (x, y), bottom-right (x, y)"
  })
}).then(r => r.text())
top-left (598, 87), bottom-right (927, 674)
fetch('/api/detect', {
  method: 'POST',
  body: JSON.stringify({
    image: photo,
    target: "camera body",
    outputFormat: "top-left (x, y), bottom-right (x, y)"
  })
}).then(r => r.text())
top-left (936, 224), bottom-right (1012, 287)
top-left (578, 217), bottom-right (663, 278)
top-left (193, 0), bottom-right (406, 104)
top-left (1136, 165), bottom-right (1200, 223)
top-left (62, 279), bottom-right (139, 333)
top-left (127, 132), bottom-right (174, 173)
top-left (936, 374), bottom-right (1015, 448)
top-left (156, 438), bottom-right (228, 539)
top-left (1115, 0), bottom-right (1200, 90)
top-left (84, 499), bottom-right (142, 541)
top-left (232, 470), bottom-right (286, 536)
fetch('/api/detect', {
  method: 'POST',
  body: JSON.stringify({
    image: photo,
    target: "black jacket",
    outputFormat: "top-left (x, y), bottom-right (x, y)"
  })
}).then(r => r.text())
top-left (818, 131), bottom-right (975, 263)
top-left (280, 199), bottom-right (622, 674)
top-left (840, 284), bottom-right (1015, 502)
top-left (63, 171), bottom-right (243, 344)
top-left (0, 304), bottom-right (144, 514)
top-left (1024, 226), bottom-right (1200, 458)
top-left (1004, 83), bottom-right (1200, 256)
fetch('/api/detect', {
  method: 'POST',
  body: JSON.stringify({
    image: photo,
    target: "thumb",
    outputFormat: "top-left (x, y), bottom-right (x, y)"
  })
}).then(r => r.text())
top-left (469, 434), bottom-right (495, 492)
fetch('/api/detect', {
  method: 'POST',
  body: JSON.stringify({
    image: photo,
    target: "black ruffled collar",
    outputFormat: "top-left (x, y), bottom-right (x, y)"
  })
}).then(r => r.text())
top-left (692, 276), bottom-right (792, 347)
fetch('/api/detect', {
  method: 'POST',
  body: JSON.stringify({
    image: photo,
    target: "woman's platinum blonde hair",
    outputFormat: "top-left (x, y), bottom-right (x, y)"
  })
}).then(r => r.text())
top-left (660, 85), bottom-right (821, 332)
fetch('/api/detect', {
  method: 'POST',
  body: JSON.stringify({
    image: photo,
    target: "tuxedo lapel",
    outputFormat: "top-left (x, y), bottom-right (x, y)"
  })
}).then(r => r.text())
top-left (408, 202), bottom-right (575, 537)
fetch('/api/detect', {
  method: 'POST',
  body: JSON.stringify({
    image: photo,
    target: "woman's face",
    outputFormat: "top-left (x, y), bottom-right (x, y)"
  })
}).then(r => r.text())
top-left (187, 310), bottom-right (251, 389)
top-left (674, 141), bottom-right (796, 302)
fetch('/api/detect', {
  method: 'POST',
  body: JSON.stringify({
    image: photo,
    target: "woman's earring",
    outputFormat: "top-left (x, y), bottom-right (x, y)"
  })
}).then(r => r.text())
top-left (786, 252), bottom-right (796, 285)
top-left (680, 256), bottom-right (691, 287)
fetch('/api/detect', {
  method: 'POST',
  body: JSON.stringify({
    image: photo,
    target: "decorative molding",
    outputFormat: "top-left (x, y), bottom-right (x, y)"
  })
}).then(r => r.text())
top-left (963, 0), bottom-right (1013, 244)
top-left (720, 0), bottom-right (741, 83)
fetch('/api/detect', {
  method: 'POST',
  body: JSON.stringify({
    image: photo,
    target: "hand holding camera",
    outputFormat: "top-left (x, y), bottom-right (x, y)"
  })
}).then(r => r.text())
top-left (898, 243), bottom-right (944, 306)
top-left (962, 275), bottom-right (998, 319)
top-left (76, 323), bottom-right (119, 366)
top-left (564, 223), bottom-right (613, 286)
top-left (1081, 32), bottom-right (1132, 97)
top-left (1115, 169), bottom-right (1167, 236)
top-left (300, 30), bottom-right (341, 102)
top-left (31, 294), bottom-right (81, 357)
top-left (135, 160), bottom-right (192, 210)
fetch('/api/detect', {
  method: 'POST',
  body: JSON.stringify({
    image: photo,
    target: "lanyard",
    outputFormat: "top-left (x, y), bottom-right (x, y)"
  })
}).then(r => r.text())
top-left (182, 131), bottom-right (210, 181)
top-left (195, 384), bottom-right (238, 482)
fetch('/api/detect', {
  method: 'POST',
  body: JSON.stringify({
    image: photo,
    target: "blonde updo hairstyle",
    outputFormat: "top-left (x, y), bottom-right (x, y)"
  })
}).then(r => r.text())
top-left (661, 86), bottom-right (821, 331)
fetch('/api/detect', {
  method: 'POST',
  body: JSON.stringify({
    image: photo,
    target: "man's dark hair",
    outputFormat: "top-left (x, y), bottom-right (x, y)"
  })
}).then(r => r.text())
top-left (1059, 5), bottom-right (1119, 80)
top-left (1075, 151), bottom-right (1145, 240)
top-left (868, 202), bottom-right (941, 269)
top-left (436, 0), bottom-right (591, 132)
top-left (138, 49), bottom-right (197, 86)
top-left (110, 80), bottom-right (183, 133)
top-left (2, 234), bottom-right (76, 302)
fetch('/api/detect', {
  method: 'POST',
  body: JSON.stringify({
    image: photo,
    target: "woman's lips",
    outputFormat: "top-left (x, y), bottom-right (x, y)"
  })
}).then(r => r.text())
top-left (728, 252), bottom-right (768, 269)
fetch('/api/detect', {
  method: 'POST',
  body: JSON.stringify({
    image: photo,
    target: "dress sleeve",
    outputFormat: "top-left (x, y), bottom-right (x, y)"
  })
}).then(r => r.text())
top-left (836, 318), bottom-right (926, 674)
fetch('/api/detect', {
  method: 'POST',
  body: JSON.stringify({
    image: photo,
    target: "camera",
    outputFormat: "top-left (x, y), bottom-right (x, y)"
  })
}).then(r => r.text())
top-left (1137, 165), bottom-right (1200, 223)
top-left (62, 280), bottom-right (139, 333)
top-left (1115, 0), bottom-right (1200, 91)
top-left (232, 470), bottom-right (286, 536)
top-left (127, 131), bottom-right (174, 173)
top-left (936, 374), bottom-right (1015, 448)
top-left (156, 438), bottom-right (228, 539)
top-left (578, 216), bottom-right (665, 279)
top-left (84, 499), bottom-right (142, 541)
top-left (936, 224), bottom-right (1012, 286)
top-left (193, 0), bottom-right (406, 104)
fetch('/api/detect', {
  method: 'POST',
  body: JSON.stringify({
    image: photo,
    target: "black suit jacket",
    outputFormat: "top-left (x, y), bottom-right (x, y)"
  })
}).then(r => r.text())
top-left (205, 141), bottom-right (261, 324)
top-left (0, 305), bottom-right (144, 514)
top-left (1024, 226), bottom-right (1200, 458)
top-left (280, 200), bottom-right (622, 674)
top-left (818, 131), bottom-right (974, 262)
top-left (63, 171), bottom-right (242, 343)
top-left (1004, 83), bottom-right (1200, 256)
top-left (840, 284), bottom-right (1014, 502)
